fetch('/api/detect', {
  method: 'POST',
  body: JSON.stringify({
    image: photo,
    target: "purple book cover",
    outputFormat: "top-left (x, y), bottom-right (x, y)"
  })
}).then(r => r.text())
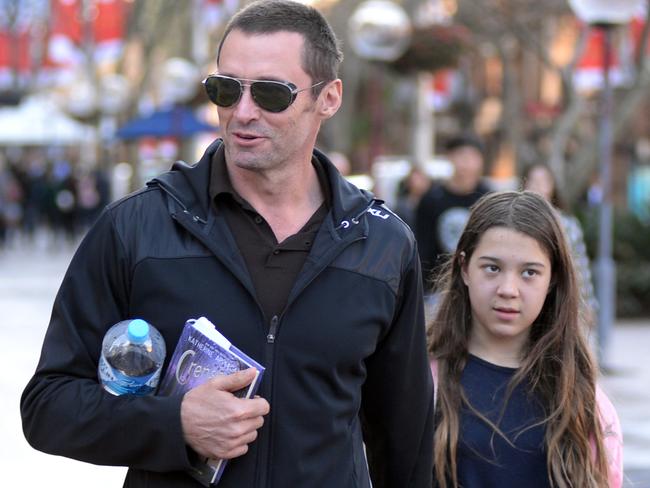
top-left (158, 317), bottom-right (265, 487)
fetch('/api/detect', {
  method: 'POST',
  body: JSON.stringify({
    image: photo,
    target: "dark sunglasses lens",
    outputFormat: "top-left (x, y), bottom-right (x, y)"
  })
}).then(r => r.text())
top-left (251, 81), bottom-right (293, 112)
top-left (205, 76), bottom-right (241, 107)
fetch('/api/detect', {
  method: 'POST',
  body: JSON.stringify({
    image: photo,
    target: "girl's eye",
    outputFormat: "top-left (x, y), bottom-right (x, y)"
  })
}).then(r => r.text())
top-left (484, 265), bottom-right (499, 274)
top-left (522, 269), bottom-right (538, 278)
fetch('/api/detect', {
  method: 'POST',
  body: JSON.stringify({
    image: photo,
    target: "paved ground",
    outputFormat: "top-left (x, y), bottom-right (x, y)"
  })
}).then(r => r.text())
top-left (2, 233), bottom-right (649, 486)
top-left (1, 235), bottom-right (126, 487)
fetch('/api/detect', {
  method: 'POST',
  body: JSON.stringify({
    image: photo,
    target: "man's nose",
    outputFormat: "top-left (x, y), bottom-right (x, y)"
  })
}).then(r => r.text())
top-left (231, 85), bottom-right (260, 121)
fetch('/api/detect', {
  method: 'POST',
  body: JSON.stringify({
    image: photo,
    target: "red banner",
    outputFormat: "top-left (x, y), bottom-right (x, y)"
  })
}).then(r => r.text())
top-left (48, 0), bottom-right (128, 66)
top-left (574, 24), bottom-right (625, 91)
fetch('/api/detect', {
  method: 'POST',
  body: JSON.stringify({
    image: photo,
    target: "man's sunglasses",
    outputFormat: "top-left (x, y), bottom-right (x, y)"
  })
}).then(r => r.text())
top-left (203, 75), bottom-right (325, 113)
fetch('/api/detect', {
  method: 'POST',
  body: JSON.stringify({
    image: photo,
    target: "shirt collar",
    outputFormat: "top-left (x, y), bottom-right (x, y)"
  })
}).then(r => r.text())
top-left (209, 147), bottom-right (331, 209)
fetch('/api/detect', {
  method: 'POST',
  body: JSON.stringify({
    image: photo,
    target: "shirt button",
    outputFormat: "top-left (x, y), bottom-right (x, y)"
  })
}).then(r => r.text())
top-left (254, 216), bottom-right (263, 224)
top-left (273, 250), bottom-right (280, 255)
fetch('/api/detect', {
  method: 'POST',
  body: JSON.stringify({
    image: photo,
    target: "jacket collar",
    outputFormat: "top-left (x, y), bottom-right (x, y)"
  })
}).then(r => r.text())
top-left (149, 139), bottom-right (379, 234)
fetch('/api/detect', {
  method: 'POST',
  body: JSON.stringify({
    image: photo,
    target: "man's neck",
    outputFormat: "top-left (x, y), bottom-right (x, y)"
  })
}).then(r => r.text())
top-left (228, 160), bottom-right (324, 243)
top-left (445, 178), bottom-right (480, 195)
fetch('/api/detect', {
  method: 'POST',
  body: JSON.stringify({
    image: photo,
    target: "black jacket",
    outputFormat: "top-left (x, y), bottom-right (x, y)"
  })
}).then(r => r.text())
top-left (21, 140), bottom-right (434, 487)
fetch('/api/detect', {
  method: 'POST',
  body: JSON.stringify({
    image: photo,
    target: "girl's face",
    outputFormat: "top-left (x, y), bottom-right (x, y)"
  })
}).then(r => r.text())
top-left (462, 226), bottom-right (552, 360)
top-left (525, 166), bottom-right (555, 203)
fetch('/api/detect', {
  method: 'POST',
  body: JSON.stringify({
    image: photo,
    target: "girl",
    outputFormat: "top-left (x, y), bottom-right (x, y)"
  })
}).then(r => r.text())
top-left (428, 191), bottom-right (622, 488)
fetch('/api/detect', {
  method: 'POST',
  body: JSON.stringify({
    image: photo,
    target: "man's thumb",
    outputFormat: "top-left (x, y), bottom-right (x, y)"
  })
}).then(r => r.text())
top-left (213, 368), bottom-right (257, 393)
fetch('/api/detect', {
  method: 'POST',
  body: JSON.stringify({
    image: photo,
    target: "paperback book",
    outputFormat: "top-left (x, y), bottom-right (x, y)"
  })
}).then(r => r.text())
top-left (158, 317), bottom-right (265, 487)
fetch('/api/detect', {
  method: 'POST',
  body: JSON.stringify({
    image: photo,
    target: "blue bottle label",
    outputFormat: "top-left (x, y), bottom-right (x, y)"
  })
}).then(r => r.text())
top-left (98, 354), bottom-right (161, 396)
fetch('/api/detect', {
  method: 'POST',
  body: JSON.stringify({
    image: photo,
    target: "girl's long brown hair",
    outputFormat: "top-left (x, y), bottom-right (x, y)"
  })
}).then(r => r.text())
top-left (427, 191), bottom-right (609, 488)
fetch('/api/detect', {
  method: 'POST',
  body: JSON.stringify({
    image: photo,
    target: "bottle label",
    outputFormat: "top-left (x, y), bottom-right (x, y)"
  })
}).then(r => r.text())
top-left (98, 354), bottom-right (161, 396)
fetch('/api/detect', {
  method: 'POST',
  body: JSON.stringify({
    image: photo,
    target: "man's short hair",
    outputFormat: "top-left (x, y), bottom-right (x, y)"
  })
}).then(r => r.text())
top-left (444, 134), bottom-right (484, 155)
top-left (217, 0), bottom-right (343, 97)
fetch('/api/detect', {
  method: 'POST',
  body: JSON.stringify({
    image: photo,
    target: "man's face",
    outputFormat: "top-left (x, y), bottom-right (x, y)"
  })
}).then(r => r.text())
top-left (449, 146), bottom-right (484, 190)
top-left (216, 29), bottom-right (339, 175)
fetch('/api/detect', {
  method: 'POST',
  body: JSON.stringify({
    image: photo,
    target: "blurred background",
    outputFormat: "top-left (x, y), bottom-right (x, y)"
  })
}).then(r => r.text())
top-left (1, 0), bottom-right (649, 486)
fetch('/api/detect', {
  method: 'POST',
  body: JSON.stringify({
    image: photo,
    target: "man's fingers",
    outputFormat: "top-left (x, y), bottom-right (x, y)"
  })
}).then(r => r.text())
top-left (220, 443), bottom-right (250, 460)
top-left (247, 396), bottom-right (270, 417)
top-left (228, 415), bottom-right (264, 439)
top-left (216, 430), bottom-right (259, 459)
top-left (201, 370), bottom-right (270, 417)
top-left (180, 369), bottom-right (269, 459)
top-left (209, 368), bottom-right (258, 393)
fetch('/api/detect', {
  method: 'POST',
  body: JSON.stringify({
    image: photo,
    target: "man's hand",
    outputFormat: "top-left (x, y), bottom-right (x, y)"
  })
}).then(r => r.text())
top-left (180, 368), bottom-right (270, 460)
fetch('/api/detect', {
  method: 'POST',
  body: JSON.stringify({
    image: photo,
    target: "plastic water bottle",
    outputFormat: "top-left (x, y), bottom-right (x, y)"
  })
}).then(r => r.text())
top-left (98, 319), bottom-right (166, 396)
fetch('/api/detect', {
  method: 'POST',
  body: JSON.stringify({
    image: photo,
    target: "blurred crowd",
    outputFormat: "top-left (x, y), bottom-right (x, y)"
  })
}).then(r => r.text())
top-left (0, 148), bottom-right (110, 250)
top-left (378, 133), bottom-right (597, 321)
top-left (1, 135), bottom-right (596, 292)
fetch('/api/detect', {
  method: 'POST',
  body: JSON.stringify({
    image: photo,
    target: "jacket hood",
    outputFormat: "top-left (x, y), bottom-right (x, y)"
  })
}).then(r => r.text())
top-left (148, 139), bottom-right (380, 232)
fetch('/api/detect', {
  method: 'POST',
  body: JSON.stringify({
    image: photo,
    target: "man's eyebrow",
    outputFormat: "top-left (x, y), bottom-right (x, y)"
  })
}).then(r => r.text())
top-left (217, 73), bottom-right (287, 83)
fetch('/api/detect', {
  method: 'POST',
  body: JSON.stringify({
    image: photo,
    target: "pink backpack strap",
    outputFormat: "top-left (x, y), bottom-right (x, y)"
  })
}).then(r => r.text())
top-left (429, 358), bottom-right (438, 410)
top-left (594, 385), bottom-right (624, 488)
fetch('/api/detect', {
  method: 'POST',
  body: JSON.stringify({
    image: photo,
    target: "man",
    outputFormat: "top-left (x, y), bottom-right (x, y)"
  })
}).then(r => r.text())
top-left (415, 134), bottom-right (490, 291)
top-left (20, 2), bottom-right (434, 487)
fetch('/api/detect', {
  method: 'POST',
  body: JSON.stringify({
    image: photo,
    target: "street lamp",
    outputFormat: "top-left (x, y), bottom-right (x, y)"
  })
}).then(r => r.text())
top-left (348, 0), bottom-right (412, 62)
top-left (567, 0), bottom-right (642, 367)
top-left (348, 0), bottom-right (412, 171)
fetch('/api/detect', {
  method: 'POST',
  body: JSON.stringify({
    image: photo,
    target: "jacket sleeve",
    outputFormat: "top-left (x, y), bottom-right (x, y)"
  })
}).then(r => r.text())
top-left (20, 207), bottom-right (193, 472)
top-left (361, 245), bottom-right (434, 488)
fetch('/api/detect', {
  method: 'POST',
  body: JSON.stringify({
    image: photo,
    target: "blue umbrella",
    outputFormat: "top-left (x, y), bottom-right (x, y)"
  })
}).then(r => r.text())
top-left (115, 106), bottom-right (217, 140)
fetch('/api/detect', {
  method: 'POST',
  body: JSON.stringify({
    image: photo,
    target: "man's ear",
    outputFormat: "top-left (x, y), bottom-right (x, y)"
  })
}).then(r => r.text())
top-left (318, 79), bottom-right (342, 120)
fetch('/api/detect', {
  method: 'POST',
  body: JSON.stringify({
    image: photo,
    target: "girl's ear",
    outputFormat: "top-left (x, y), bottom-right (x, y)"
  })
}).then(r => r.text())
top-left (459, 251), bottom-right (469, 286)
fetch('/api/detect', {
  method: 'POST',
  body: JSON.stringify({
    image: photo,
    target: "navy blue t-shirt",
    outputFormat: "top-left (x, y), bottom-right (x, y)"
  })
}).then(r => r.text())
top-left (454, 354), bottom-right (550, 488)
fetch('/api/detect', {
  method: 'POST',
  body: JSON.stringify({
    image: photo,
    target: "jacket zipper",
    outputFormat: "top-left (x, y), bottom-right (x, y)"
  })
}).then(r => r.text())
top-left (172, 208), bottom-right (278, 486)
top-left (163, 183), bottom-right (376, 486)
top-left (259, 232), bottom-right (366, 486)
top-left (267, 315), bottom-right (278, 344)
top-left (256, 313), bottom-right (280, 487)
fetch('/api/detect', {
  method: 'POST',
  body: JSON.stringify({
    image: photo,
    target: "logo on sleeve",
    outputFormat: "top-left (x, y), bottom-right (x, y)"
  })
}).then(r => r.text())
top-left (368, 208), bottom-right (390, 220)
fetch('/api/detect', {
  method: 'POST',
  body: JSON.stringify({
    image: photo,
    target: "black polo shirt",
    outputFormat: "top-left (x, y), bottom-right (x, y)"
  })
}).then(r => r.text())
top-left (209, 150), bottom-right (331, 323)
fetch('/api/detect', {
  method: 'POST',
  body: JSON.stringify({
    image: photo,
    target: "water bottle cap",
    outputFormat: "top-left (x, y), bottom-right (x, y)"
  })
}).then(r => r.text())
top-left (127, 319), bottom-right (150, 344)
